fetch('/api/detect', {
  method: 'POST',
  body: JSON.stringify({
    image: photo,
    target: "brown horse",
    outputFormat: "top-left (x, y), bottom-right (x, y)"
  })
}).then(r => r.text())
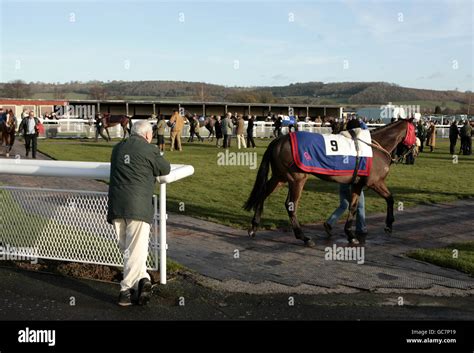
top-left (95, 113), bottom-right (132, 141)
top-left (199, 116), bottom-right (216, 141)
top-left (1, 111), bottom-right (17, 157)
top-left (244, 119), bottom-right (416, 247)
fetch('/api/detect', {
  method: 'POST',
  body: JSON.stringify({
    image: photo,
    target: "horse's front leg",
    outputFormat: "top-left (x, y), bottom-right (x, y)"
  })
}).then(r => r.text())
top-left (370, 182), bottom-right (394, 234)
top-left (105, 128), bottom-right (111, 142)
top-left (122, 126), bottom-right (127, 141)
top-left (6, 142), bottom-right (12, 157)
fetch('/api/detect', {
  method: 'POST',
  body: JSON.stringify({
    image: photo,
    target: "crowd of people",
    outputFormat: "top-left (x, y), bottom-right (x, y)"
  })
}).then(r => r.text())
top-left (1, 106), bottom-right (473, 158)
top-left (154, 111), bottom-right (259, 152)
top-left (150, 110), bottom-right (474, 157)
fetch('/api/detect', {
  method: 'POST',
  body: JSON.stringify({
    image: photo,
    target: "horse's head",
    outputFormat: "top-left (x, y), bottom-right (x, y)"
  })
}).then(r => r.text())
top-left (5, 113), bottom-right (15, 128)
top-left (2, 113), bottom-right (16, 134)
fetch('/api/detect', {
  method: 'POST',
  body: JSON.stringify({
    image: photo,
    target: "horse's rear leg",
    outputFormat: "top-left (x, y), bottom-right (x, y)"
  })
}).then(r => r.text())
top-left (106, 128), bottom-right (111, 142)
top-left (344, 183), bottom-right (363, 244)
top-left (98, 126), bottom-right (108, 141)
top-left (249, 177), bottom-right (282, 238)
top-left (286, 177), bottom-right (315, 247)
top-left (370, 182), bottom-right (394, 234)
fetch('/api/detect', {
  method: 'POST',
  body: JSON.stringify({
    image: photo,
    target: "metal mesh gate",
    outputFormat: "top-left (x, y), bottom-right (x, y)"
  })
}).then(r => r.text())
top-left (0, 186), bottom-right (159, 270)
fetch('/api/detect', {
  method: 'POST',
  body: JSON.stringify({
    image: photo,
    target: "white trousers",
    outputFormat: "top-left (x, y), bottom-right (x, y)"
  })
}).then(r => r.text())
top-left (237, 134), bottom-right (247, 149)
top-left (113, 219), bottom-right (151, 291)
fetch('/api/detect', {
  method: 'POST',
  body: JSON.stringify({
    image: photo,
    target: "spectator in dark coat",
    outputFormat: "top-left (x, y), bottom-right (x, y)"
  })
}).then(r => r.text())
top-left (460, 120), bottom-right (472, 155)
top-left (215, 115), bottom-right (223, 147)
top-left (246, 115), bottom-right (256, 148)
top-left (416, 120), bottom-right (427, 152)
top-left (18, 111), bottom-right (40, 158)
top-left (449, 120), bottom-right (459, 155)
top-left (273, 115), bottom-right (282, 137)
top-left (107, 121), bottom-right (170, 306)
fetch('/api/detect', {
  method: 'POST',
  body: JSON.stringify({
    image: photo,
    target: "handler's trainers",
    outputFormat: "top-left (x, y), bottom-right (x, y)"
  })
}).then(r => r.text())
top-left (137, 278), bottom-right (152, 306)
top-left (118, 289), bottom-right (133, 307)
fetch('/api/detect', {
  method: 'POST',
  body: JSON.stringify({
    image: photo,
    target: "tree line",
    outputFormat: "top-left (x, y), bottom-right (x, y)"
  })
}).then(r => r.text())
top-left (0, 79), bottom-right (472, 114)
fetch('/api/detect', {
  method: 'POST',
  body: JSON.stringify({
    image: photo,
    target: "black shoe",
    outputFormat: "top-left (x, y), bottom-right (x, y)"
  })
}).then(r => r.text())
top-left (137, 278), bottom-right (152, 306)
top-left (118, 289), bottom-right (133, 307)
top-left (323, 222), bottom-right (332, 237)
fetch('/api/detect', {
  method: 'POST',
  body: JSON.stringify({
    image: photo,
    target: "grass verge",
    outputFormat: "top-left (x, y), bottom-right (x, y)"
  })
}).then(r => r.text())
top-left (407, 242), bottom-right (474, 276)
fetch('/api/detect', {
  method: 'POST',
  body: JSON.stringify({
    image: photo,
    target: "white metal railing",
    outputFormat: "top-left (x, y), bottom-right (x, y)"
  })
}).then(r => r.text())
top-left (0, 186), bottom-right (159, 269)
top-left (35, 119), bottom-right (461, 139)
top-left (0, 159), bottom-right (194, 284)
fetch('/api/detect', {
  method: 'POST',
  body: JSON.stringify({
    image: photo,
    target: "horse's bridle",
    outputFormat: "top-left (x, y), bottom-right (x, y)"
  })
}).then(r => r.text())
top-left (357, 137), bottom-right (416, 164)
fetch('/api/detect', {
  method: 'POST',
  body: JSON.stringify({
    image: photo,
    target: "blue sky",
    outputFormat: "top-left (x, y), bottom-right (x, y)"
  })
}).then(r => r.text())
top-left (1, 0), bottom-right (472, 91)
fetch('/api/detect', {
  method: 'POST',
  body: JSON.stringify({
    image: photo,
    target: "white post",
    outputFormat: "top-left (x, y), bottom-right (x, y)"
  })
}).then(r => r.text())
top-left (153, 194), bottom-right (159, 272)
top-left (159, 183), bottom-right (167, 284)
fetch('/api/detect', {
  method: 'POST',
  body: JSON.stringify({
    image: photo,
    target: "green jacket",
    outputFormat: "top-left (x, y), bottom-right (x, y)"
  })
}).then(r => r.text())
top-left (107, 135), bottom-right (171, 224)
top-left (460, 124), bottom-right (472, 137)
top-left (156, 120), bottom-right (167, 135)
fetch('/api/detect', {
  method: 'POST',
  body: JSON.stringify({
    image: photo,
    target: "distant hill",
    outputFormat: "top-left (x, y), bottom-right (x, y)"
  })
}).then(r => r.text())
top-left (0, 80), bottom-right (471, 114)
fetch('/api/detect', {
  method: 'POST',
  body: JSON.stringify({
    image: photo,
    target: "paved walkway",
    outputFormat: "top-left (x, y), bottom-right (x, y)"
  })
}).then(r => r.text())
top-left (1, 143), bottom-right (473, 295)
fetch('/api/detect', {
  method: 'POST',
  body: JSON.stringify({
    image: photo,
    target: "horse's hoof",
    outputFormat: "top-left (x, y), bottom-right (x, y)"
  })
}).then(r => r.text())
top-left (304, 238), bottom-right (316, 248)
top-left (348, 238), bottom-right (360, 245)
top-left (248, 229), bottom-right (256, 238)
top-left (384, 227), bottom-right (392, 234)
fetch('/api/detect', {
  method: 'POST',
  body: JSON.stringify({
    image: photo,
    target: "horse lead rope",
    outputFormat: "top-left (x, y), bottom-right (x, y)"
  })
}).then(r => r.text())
top-left (356, 138), bottom-right (397, 163)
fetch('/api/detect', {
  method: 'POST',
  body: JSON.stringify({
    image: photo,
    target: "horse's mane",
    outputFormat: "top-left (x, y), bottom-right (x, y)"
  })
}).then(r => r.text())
top-left (370, 119), bottom-right (405, 134)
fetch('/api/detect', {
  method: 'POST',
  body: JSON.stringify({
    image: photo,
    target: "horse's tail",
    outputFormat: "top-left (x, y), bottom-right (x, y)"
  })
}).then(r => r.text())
top-left (243, 139), bottom-right (277, 212)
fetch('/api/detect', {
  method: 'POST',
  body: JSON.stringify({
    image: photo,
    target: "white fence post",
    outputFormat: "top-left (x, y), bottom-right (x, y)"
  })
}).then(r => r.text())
top-left (159, 183), bottom-right (167, 285)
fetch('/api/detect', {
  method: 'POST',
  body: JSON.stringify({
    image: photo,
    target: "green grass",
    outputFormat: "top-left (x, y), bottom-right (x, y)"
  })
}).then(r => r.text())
top-left (407, 242), bottom-right (474, 276)
top-left (37, 137), bottom-right (474, 230)
top-left (393, 100), bottom-right (464, 111)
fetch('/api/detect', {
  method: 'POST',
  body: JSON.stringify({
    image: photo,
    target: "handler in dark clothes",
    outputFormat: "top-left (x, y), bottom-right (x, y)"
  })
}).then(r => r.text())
top-left (246, 115), bottom-right (256, 148)
top-left (449, 120), bottom-right (459, 155)
top-left (107, 120), bottom-right (171, 306)
top-left (18, 111), bottom-right (40, 158)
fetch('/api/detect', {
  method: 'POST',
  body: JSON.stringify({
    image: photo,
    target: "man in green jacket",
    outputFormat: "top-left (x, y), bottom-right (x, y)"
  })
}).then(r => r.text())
top-left (107, 120), bottom-right (171, 306)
